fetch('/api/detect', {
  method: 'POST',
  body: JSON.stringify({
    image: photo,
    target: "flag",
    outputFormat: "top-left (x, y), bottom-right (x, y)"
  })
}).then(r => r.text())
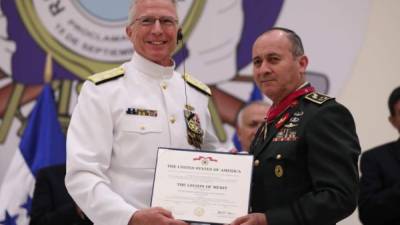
top-left (0, 84), bottom-right (66, 225)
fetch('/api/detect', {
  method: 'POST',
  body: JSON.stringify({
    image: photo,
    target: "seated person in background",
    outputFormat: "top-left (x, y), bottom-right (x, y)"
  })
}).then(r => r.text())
top-left (358, 86), bottom-right (400, 225)
top-left (30, 164), bottom-right (92, 225)
top-left (236, 101), bottom-right (270, 152)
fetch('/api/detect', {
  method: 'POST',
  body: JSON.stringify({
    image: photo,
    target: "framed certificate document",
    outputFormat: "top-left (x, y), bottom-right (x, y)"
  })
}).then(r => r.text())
top-left (151, 147), bottom-right (254, 224)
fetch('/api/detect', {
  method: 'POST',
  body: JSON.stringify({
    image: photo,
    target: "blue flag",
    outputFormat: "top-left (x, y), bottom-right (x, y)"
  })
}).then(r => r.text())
top-left (0, 84), bottom-right (66, 225)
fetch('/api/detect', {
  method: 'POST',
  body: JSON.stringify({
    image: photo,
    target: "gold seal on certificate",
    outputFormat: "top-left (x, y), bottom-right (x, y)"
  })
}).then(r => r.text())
top-left (151, 148), bottom-right (254, 224)
top-left (194, 207), bottom-right (205, 217)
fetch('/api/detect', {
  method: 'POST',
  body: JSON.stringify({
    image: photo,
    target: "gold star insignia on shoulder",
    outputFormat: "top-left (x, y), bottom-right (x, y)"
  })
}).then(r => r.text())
top-left (183, 73), bottom-right (211, 96)
top-left (305, 92), bottom-right (333, 105)
top-left (88, 67), bottom-right (125, 85)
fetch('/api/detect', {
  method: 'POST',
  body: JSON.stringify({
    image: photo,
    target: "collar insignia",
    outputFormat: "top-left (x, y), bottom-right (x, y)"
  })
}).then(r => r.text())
top-left (305, 92), bottom-right (333, 104)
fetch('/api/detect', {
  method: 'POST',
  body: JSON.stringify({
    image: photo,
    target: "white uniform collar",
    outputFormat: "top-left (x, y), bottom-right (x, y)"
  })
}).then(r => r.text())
top-left (130, 52), bottom-right (175, 80)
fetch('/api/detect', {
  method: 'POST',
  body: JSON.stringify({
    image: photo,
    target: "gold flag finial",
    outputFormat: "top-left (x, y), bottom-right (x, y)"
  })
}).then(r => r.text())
top-left (44, 53), bottom-right (53, 83)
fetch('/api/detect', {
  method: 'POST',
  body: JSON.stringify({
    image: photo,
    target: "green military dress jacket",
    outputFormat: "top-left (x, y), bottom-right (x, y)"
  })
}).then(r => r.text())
top-left (249, 92), bottom-right (361, 225)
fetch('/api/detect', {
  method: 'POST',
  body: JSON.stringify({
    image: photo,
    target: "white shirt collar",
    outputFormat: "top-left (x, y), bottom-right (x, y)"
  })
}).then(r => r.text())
top-left (130, 52), bottom-right (175, 80)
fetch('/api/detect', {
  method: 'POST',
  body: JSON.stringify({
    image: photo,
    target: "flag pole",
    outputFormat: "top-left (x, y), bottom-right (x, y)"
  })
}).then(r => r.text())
top-left (44, 53), bottom-right (53, 83)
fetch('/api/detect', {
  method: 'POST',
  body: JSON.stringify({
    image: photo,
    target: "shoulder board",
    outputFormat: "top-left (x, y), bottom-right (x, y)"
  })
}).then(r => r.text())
top-left (88, 67), bottom-right (125, 85)
top-left (304, 92), bottom-right (333, 105)
top-left (183, 73), bottom-right (211, 96)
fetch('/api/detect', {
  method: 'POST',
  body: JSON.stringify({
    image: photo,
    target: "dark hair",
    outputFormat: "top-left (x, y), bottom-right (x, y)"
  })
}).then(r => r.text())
top-left (388, 86), bottom-right (400, 116)
top-left (266, 27), bottom-right (304, 57)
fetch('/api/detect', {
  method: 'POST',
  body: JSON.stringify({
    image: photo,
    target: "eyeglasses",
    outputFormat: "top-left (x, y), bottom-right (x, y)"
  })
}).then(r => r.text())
top-left (133, 16), bottom-right (178, 27)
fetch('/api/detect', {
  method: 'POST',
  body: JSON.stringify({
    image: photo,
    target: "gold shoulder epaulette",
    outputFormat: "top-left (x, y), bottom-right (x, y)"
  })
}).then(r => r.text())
top-left (183, 73), bottom-right (211, 96)
top-left (305, 92), bottom-right (333, 104)
top-left (88, 67), bottom-right (125, 85)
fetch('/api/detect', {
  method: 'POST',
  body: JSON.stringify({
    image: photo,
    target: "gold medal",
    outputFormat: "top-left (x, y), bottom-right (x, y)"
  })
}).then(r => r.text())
top-left (184, 109), bottom-right (203, 148)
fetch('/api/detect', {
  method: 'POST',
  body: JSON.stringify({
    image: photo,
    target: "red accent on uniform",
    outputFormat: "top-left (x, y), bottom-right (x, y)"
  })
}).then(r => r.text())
top-left (266, 86), bottom-right (315, 123)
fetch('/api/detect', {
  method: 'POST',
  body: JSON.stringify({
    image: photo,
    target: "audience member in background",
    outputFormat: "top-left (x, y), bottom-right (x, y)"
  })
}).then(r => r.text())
top-left (236, 101), bottom-right (270, 152)
top-left (30, 164), bottom-right (92, 225)
top-left (358, 86), bottom-right (400, 225)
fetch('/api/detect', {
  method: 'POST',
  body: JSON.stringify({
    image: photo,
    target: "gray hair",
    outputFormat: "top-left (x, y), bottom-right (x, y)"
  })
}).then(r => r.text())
top-left (236, 101), bottom-right (270, 127)
top-left (127, 0), bottom-right (177, 26)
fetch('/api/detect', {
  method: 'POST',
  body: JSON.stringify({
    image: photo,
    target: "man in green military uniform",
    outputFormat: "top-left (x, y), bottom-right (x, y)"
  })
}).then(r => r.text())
top-left (231, 28), bottom-right (361, 225)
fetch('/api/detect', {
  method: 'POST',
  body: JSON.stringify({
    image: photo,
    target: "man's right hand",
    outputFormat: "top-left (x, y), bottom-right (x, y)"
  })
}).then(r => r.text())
top-left (129, 207), bottom-right (189, 225)
top-left (231, 213), bottom-right (268, 225)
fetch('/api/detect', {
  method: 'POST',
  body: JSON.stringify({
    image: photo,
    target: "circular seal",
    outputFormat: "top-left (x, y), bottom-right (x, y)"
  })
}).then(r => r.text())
top-left (15, 0), bottom-right (205, 79)
top-left (194, 207), bottom-right (205, 217)
top-left (201, 158), bottom-right (209, 166)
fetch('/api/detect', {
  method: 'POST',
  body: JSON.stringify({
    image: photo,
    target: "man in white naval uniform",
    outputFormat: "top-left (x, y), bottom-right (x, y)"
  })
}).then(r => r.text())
top-left (65, 1), bottom-right (222, 225)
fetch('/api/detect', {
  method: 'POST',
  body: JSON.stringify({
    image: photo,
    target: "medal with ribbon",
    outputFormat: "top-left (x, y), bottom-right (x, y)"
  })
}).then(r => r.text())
top-left (263, 85), bottom-right (315, 139)
top-left (184, 107), bottom-right (204, 149)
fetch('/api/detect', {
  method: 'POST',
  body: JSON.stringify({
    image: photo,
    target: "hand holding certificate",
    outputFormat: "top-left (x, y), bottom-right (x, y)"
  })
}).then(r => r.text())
top-left (151, 148), bottom-right (253, 224)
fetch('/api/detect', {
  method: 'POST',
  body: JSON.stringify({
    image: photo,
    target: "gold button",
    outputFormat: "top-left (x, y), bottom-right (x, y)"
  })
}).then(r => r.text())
top-left (254, 160), bottom-right (260, 167)
top-left (170, 115), bottom-right (176, 124)
top-left (161, 82), bottom-right (167, 90)
top-left (275, 165), bottom-right (284, 178)
top-left (140, 125), bottom-right (145, 130)
top-left (276, 154), bottom-right (282, 160)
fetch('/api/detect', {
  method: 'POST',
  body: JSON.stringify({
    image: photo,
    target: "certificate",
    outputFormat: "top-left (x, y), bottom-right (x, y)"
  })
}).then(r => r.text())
top-left (151, 147), bottom-right (253, 224)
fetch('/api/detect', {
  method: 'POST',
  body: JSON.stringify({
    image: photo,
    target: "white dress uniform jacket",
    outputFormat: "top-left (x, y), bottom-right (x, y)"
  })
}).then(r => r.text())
top-left (65, 52), bottom-right (222, 225)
